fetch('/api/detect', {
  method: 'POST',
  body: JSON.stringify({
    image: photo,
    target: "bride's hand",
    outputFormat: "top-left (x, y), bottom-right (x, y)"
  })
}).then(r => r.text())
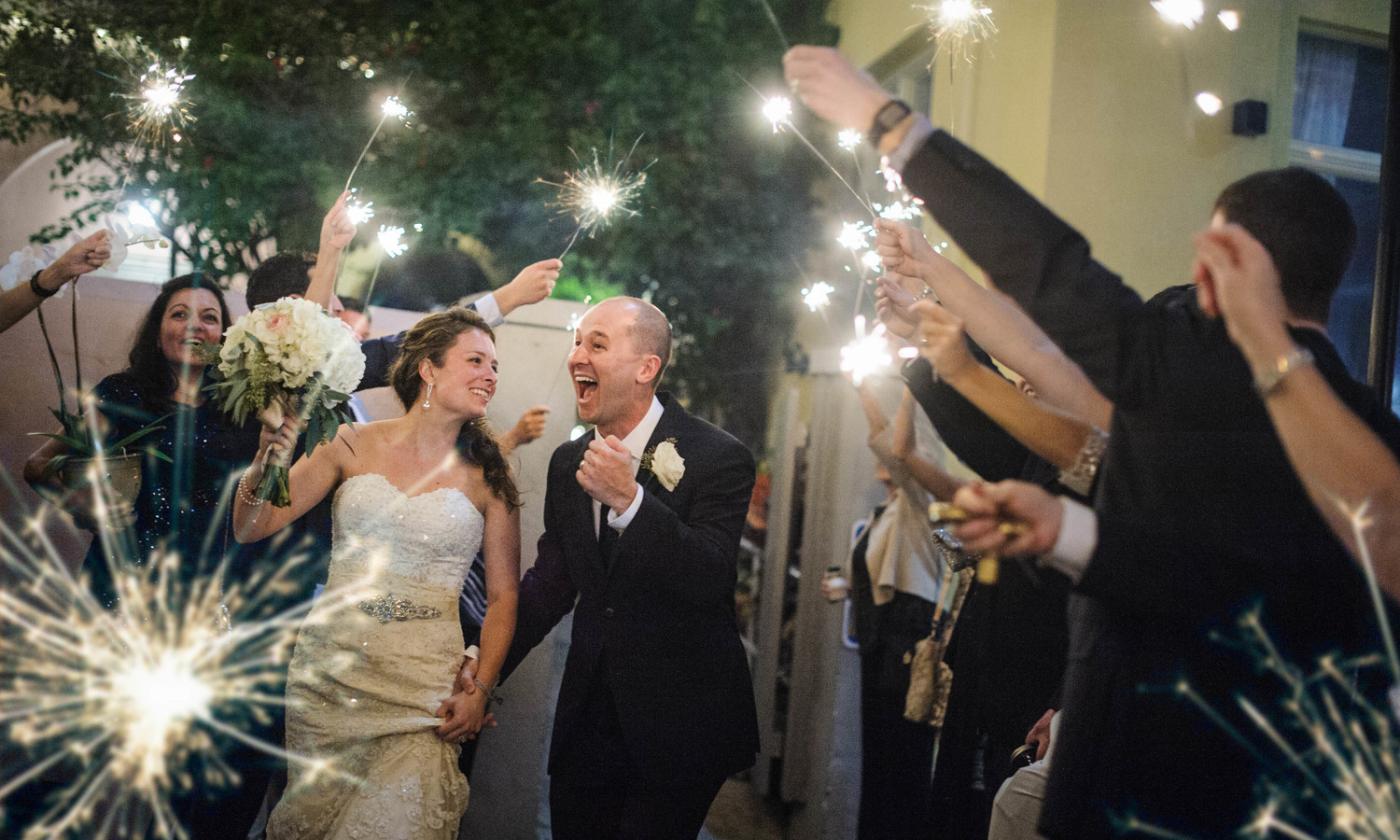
top-left (258, 414), bottom-right (299, 462)
top-left (435, 690), bottom-right (489, 743)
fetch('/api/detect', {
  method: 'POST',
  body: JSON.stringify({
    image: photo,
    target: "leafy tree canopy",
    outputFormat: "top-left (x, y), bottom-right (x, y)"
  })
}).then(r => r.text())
top-left (0, 0), bottom-right (838, 446)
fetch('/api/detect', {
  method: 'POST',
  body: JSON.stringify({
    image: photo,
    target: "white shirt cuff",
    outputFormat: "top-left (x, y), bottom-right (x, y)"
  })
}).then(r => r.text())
top-left (1042, 497), bottom-right (1098, 584)
top-left (885, 115), bottom-right (935, 175)
top-left (474, 292), bottom-right (504, 327)
top-left (607, 483), bottom-right (645, 532)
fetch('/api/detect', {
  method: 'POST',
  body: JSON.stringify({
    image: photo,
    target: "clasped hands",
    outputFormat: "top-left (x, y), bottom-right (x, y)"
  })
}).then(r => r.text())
top-left (436, 654), bottom-right (495, 744)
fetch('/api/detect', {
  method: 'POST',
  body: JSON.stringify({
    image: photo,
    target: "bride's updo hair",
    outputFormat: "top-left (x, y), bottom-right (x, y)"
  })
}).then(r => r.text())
top-left (388, 307), bottom-right (521, 509)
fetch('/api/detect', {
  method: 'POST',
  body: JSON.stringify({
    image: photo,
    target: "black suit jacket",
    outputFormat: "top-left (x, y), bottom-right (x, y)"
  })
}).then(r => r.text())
top-left (900, 128), bottom-right (1400, 836)
top-left (503, 393), bottom-right (761, 784)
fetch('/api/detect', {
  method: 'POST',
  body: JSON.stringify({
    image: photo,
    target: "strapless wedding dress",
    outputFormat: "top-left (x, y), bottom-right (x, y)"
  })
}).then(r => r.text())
top-left (267, 473), bottom-right (481, 840)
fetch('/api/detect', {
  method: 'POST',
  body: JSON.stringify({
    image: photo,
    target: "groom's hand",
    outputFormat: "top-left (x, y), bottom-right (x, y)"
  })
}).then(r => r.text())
top-left (578, 436), bottom-right (637, 511)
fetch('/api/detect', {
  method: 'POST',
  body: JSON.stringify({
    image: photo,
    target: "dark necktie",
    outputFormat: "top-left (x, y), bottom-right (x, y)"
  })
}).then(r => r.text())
top-left (598, 504), bottom-right (619, 567)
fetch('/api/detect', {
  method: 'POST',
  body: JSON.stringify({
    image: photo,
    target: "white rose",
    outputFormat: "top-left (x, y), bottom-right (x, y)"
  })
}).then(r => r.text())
top-left (648, 440), bottom-right (685, 492)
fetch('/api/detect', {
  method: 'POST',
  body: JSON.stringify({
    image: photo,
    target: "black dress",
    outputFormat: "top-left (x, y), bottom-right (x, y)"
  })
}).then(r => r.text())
top-left (81, 371), bottom-right (259, 609)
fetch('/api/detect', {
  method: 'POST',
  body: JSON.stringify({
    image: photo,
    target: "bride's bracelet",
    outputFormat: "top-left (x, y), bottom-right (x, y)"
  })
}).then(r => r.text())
top-left (472, 674), bottom-right (501, 706)
top-left (237, 469), bottom-right (266, 507)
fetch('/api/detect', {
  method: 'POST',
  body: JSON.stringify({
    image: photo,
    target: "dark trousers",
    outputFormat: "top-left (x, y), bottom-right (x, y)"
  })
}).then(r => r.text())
top-left (549, 774), bottom-right (726, 840)
top-left (857, 593), bottom-right (937, 840)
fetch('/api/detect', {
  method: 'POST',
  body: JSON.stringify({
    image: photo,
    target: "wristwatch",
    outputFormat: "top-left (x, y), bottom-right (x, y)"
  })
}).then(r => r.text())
top-left (869, 98), bottom-right (912, 147)
top-left (1254, 346), bottom-right (1314, 396)
top-left (28, 269), bottom-right (59, 299)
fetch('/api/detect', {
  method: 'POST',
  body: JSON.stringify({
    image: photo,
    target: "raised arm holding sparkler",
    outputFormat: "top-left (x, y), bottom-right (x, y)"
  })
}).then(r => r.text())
top-left (302, 191), bottom-right (358, 310)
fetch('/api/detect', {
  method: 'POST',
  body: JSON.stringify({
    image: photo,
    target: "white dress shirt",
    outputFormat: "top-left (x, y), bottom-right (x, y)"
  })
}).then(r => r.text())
top-left (591, 395), bottom-right (665, 536)
top-left (473, 292), bottom-right (504, 327)
top-left (1044, 497), bottom-right (1099, 584)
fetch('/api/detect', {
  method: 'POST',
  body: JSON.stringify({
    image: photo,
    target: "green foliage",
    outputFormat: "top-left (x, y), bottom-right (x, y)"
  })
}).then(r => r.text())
top-left (30, 406), bottom-right (171, 480)
top-left (0, 0), bottom-right (839, 446)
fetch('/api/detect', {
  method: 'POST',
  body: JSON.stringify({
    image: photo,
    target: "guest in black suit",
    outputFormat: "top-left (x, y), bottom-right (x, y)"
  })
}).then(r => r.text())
top-left (465, 296), bottom-right (759, 840)
top-left (785, 45), bottom-right (1400, 837)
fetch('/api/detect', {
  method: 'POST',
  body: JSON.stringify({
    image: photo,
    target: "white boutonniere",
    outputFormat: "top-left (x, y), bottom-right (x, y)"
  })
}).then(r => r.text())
top-left (641, 438), bottom-right (685, 492)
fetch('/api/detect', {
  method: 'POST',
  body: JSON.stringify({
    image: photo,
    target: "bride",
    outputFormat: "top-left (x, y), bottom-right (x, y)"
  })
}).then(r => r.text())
top-left (233, 307), bottom-right (520, 840)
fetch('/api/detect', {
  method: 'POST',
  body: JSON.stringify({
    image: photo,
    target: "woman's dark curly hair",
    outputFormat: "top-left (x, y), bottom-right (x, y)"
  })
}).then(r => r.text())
top-left (388, 307), bottom-right (521, 509)
top-left (125, 274), bottom-right (231, 411)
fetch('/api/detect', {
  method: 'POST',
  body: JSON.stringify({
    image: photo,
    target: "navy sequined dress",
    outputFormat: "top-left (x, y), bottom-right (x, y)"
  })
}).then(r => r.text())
top-left (82, 371), bottom-right (259, 608)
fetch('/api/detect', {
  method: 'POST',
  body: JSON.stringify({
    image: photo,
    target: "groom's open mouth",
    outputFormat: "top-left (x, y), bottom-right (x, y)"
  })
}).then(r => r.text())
top-left (573, 373), bottom-right (599, 405)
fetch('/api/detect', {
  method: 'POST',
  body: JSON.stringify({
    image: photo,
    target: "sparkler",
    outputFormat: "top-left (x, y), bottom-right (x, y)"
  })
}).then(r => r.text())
top-left (921, 1), bottom-right (997, 63)
top-left (376, 225), bottom-right (407, 259)
top-left (837, 129), bottom-right (864, 152)
top-left (360, 224), bottom-right (409, 306)
top-left (121, 61), bottom-right (195, 147)
top-left (343, 95), bottom-right (413, 193)
top-left (839, 315), bottom-right (893, 385)
top-left (345, 197), bottom-right (375, 226)
top-left (1124, 499), bottom-right (1400, 840)
top-left (0, 475), bottom-right (359, 839)
top-left (801, 281), bottom-right (835, 312)
top-left (751, 0), bottom-right (791, 50)
top-left (540, 142), bottom-right (649, 260)
top-left (760, 91), bottom-right (876, 219)
top-left (836, 220), bottom-right (874, 252)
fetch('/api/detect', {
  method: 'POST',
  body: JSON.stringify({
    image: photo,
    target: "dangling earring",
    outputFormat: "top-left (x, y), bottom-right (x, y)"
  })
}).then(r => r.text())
top-left (422, 382), bottom-right (434, 410)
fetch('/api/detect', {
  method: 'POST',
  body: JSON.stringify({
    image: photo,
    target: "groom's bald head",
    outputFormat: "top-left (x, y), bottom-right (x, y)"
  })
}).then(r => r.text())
top-left (620, 297), bottom-right (672, 388)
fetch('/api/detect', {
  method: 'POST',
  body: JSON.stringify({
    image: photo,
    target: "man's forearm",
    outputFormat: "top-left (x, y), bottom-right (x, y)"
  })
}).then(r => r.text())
top-left (1263, 362), bottom-right (1400, 582)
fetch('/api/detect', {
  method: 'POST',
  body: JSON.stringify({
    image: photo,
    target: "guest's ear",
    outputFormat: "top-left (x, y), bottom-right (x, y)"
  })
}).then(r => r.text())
top-left (1193, 257), bottom-right (1219, 318)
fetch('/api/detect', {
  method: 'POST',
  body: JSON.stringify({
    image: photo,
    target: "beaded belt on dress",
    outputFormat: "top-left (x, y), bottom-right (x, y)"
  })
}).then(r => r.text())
top-left (356, 593), bottom-right (444, 623)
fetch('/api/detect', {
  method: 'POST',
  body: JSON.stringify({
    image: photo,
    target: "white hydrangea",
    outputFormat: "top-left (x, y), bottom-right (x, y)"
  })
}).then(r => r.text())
top-left (0, 241), bottom-right (65, 292)
top-left (218, 296), bottom-right (364, 400)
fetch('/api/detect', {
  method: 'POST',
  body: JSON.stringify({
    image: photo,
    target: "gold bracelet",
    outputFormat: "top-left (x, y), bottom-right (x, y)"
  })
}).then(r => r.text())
top-left (237, 469), bottom-right (266, 507)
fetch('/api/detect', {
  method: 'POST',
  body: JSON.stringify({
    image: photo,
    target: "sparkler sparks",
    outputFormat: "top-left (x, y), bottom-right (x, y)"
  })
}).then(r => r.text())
top-left (837, 129), bottom-right (864, 151)
top-left (344, 93), bottom-right (414, 192)
top-left (345, 198), bottom-right (374, 226)
top-left (123, 61), bottom-right (195, 146)
top-left (0, 487), bottom-right (346, 839)
top-left (540, 142), bottom-right (649, 259)
top-left (836, 220), bottom-right (874, 252)
top-left (840, 315), bottom-right (893, 385)
top-left (921, 1), bottom-right (997, 63)
top-left (379, 96), bottom-right (410, 121)
top-left (376, 225), bottom-right (407, 258)
top-left (801, 281), bottom-right (835, 312)
top-left (763, 96), bottom-right (794, 133)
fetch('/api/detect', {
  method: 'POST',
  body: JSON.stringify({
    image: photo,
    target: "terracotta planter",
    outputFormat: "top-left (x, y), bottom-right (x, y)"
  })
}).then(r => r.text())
top-left (58, 452), bottom-right (143, 524)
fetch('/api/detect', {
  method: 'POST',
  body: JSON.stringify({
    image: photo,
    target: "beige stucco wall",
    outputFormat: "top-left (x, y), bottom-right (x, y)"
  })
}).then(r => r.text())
top-left (828, 0), bottom-right (1390, 300)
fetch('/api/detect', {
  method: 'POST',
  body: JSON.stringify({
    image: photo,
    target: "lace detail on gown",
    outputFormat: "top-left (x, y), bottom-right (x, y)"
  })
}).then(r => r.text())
top-left (267, 473), bottom-right (483, 840)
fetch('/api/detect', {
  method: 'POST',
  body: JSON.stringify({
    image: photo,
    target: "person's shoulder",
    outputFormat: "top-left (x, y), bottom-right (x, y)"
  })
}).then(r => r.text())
top-left (673, 409), bottom-right (753, 469)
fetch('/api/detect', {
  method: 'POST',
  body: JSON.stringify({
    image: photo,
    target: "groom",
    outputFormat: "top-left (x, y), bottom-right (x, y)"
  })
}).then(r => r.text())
top-left (469, 296), bottom-right (759, 839)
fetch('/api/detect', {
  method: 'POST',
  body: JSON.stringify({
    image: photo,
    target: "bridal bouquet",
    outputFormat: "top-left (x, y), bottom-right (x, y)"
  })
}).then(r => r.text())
top-left (210, 297), bottom-right (365, 506)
